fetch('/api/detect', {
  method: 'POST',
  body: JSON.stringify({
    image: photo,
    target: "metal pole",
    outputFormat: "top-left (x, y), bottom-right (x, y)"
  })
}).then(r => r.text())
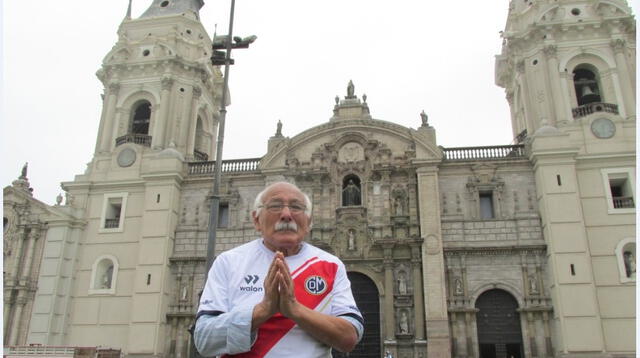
top-left (206, 0), bottom-right (236, 273)
top-left (190, 3), bottom-right (237, 358)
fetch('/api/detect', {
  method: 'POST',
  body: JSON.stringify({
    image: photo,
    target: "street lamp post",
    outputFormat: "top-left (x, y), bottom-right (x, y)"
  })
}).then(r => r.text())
top-left (206, 0), bottom-right (256, 273)
top-left (189, 1), bottom-right (255, 357)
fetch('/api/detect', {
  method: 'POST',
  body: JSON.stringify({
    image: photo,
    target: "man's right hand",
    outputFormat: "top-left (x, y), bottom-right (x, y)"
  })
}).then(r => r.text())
top-left (251, 252), bottom-right (281, 330)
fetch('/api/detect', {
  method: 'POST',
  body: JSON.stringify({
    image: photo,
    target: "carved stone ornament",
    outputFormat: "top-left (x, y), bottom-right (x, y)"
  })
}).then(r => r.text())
top-left (425, 235), bottom-right (441, 255)
top-left (338, 142), bottom-right (365, 163)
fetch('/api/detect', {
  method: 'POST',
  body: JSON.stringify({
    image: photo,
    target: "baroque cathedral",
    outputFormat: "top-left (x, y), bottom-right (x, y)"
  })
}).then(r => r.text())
top-left (3, 1), bottom-right (636, 358)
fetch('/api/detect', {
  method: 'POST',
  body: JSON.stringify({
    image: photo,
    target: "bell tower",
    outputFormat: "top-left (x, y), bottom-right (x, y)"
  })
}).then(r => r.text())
top-left (42, 1), bottom-right (224, 354)
top-left (94, 0), bottom-right (220, 161)
top-left (496, 1), bottom-right (636, 357)
top-left (495, 0), bottom-right (635, 141)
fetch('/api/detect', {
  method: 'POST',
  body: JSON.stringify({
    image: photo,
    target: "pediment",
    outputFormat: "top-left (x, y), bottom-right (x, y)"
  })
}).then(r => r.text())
top-left (259, 119), bottom-right (442, 171)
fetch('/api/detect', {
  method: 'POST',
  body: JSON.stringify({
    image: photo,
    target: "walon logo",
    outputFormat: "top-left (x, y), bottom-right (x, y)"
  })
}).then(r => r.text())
top-left (240, 274), bottom-right (262, 292)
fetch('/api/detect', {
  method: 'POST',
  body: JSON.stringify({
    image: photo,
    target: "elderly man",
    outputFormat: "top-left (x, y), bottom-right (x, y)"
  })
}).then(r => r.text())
top-left (195, 182), bottom-right (364, 357)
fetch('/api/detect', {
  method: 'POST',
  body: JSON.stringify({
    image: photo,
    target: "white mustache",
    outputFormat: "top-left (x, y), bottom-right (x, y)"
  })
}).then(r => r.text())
top-left (275, 221), bottom-right (298, 231)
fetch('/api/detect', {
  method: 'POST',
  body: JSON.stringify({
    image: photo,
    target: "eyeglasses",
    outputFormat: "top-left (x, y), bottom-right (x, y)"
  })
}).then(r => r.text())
top-left (259, 202), bottom-right (307, 214)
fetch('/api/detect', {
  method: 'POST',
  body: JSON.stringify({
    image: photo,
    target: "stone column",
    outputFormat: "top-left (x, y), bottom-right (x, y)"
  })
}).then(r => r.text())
top-left (416, 166), bottom-right (451, 358)
top-left (20, 227), bottom-right (40, 281)
top-left (465, 312), bottom-right (476, 358)
top-left (516, 61), bottom-right (536, 133)
top-left (8, 295), bottom-right (26, 345)
top-left (543, 45), bottom-right (566, 125)
top-left (177, 86), bottom-right (195, 152)
top-left (98, 83), bottom-right (120, 153)
top-left (410, 242), bottom-right (425, 341)
top-left (152, 76), bottom-right (174, 149)
top-left (611, 39), bottom-right (636, 119)
top-left (4, 289), bottom-right (13, 333)
top-left (176, 318), bottom-right (185, 358)
top-left (542, 311), bottom-right (553, 357)
top-left (382, 242), bottom-right (396, 342)
top-left (10, 227), bottom-right (27, 283)
top-left (186, 86), bottom-right (202, 157)
top-left (526, 311), bottom-right (538, 358)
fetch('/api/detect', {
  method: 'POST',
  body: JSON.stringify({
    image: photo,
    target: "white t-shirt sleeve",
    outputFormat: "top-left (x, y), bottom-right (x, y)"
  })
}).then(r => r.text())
top-left (194, 254), bottom-right (255, 355)
top-left (329, 262), bottom-right (364, 335)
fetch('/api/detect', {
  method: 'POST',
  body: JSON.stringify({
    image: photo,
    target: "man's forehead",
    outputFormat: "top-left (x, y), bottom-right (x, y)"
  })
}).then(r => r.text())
top-left (263, 183), bottom-right (304, 201)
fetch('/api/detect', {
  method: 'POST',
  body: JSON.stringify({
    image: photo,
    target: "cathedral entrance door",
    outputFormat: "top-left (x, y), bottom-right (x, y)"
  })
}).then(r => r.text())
top-left (332, 272), bottom-right (380, 358)
top-left (475, 289), bottom-right (523, 358)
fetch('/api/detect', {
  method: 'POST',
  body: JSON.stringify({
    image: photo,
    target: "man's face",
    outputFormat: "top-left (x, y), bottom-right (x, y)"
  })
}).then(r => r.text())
top-left (252, 183), bottom-right (311, 254)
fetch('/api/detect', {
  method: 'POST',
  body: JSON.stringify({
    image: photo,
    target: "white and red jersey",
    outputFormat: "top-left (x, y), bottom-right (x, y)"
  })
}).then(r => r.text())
top-left (197, 239), bottom-right (362, 358)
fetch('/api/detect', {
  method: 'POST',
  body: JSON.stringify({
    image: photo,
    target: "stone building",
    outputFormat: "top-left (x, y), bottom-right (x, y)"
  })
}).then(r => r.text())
top-left (3, 0), bottom-right (635, 358)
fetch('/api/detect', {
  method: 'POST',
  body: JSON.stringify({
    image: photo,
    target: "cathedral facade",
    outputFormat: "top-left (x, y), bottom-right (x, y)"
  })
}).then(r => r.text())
top-left (3, 1), bottom-right (636, 358)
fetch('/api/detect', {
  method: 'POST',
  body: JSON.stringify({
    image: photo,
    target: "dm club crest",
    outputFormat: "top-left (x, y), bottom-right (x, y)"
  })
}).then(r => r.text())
top-left (304, 275), bottom-right (328, 295)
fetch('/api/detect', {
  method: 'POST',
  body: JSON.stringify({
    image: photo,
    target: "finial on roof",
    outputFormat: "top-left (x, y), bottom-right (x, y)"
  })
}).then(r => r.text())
top-left (126, 0), bottom-right (132, 19)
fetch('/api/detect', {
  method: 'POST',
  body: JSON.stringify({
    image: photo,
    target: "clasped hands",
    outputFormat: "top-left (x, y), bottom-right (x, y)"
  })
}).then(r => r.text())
top-left (252, 251), bottom-right (302, 326)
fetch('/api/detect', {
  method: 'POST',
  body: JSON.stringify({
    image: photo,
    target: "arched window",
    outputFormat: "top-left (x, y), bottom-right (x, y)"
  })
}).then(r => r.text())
top-left (131, 101), bottom-right (151, 134)
top-left (615, 238), bottom-right (636, 283)
top-left (89, 255), bottom-right (119, 294)
top-left (342, 175), bottom-right (362, 206)
top-left (194, 115), bottom-right (208, 161)
top-left (573, 66), bottom-right (602, 106)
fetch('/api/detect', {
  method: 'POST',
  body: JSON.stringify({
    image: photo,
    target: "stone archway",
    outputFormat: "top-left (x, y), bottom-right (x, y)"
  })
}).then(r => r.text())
top-left (475, 289), bottom-right (524, 358)
top-left (333, 272), bottom-right (381, 358)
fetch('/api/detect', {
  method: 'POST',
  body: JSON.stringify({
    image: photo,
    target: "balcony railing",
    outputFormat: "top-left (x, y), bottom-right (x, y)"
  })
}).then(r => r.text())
top-left (193, 149), bottom-right (209, 161)
top-left (443, 145), bottom-right (526, 161)
top-left (613, 196), bottom-right (635, 209)
top-left (115, 133), bottom-right (152, 147)
top-left (104, 218), bottom-right (120, 228)
top-left (515, 129), bottom-right (528, 144)
top-left (572, 102), bottom-right (619, 119)
top-left (188, 158), bottom-right (261, 175)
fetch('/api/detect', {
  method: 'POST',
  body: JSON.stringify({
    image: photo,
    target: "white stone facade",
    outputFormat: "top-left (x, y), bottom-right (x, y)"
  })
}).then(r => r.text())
top-left (3, 1), bottom-right (635, 358)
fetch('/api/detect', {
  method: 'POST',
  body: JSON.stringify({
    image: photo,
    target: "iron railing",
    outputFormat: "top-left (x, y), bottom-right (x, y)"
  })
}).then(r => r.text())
top-left (613, 196), bottom-right (634, 209)
top-left (443, 145), bottom-right (526, 161)
top-left (193, 150), bottom-right (209, 161)
top-left (188, 157), bottom-right (261, 175)
top-left (572, 102), bottom-right (618, 119)
top-left (104, 219), bottom-right (120, 228)
top-left (115, 133), bottom-right (152, 147)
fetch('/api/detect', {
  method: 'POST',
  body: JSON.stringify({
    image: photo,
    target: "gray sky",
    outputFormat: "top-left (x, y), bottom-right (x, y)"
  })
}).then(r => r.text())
top-left (3, 1), bottom-right (635, 205)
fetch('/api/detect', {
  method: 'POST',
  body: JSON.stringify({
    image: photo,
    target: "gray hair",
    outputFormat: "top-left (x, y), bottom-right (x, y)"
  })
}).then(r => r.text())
top-left (253, 182), bottom-right (312, 217)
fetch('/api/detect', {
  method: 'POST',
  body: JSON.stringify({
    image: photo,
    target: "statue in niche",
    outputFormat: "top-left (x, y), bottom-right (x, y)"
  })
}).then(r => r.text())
top-left (181, 285), bottom-right (188, 300)
top-left (399, 310), bottom-right (409, 334)
top-left (397, 271), bottom-right (407, 295)
top-left (454, 278), bottom-right (463, 295)
top-left (385, 351), bottom-right (394, 358)
top-left (529, 275), bottom-right (539, 294)
top-left (342, 180), bottom-right (361, 206)
top-left (101, 264), bottom-right (114, 289)
top-left (347, 229), bottom-right (356, 251)
top-left (623, 251), bottom-right (636, 278)
top-left (394, 197), bottom-right (403, 216)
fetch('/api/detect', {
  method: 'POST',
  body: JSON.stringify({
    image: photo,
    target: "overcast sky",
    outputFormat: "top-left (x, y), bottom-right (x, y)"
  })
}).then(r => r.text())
top-left (2, 1), bottom-right (637, 205)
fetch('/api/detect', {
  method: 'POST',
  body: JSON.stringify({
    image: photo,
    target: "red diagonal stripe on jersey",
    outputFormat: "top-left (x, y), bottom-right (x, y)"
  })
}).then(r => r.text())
top-left (290, 256), bottom-right (318, 277)
top-left (224, 260), bottom-right (338, 358)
